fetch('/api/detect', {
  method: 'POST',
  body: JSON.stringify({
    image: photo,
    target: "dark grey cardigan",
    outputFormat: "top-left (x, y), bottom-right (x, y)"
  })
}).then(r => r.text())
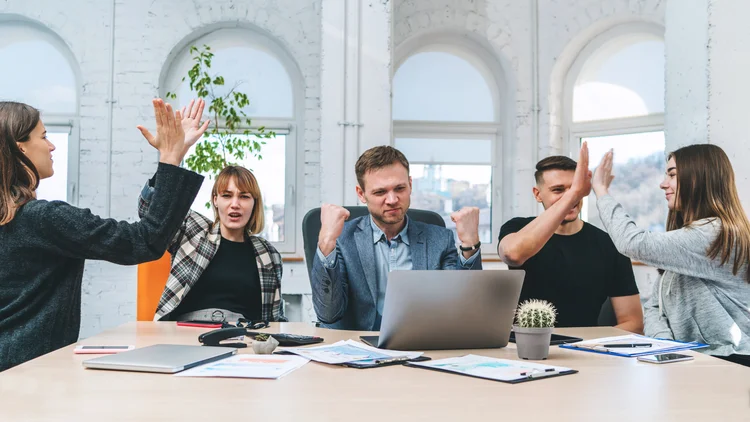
top-left (0, 163), bottom-right (203, 371)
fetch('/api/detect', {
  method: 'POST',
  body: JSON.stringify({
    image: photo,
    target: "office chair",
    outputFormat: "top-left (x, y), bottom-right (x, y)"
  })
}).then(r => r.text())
top-left (301, 206), bottom-right (446, 278)
top-left (597, 296), bottom-right (618, 326)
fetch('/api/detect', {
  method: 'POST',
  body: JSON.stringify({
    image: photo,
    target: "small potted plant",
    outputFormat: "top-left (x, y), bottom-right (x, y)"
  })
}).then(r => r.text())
top-left (513, 299), bottom-right (557, 360)
top-left (251, 333), bottom-right (279, 355)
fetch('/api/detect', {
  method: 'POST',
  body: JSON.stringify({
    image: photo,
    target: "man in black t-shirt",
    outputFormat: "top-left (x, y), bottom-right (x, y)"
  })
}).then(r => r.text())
top-left (497, 145), bottom-right (643, 331)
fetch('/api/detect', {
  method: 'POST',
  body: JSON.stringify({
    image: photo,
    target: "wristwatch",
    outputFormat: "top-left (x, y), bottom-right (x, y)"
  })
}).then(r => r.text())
top-left (459, 241), bottom-right (481, 252)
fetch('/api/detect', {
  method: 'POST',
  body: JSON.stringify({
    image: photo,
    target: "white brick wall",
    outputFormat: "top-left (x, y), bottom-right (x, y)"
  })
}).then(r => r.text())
top-left (1, 0), bottom-right (668, 337)
top-left (1, 0), bottom-right (321, 338)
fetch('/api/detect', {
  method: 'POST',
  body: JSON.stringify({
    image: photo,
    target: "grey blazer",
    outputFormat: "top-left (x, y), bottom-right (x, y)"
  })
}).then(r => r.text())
top-left (310, 215), bottom-right (482, 331)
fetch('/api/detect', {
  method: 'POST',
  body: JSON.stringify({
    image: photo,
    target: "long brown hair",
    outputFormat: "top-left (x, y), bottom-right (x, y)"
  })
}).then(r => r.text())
top-left (211, 166), bottom-right (265, 235)
top-left (667, 144), bottom-right (750, 282)
top-left (0, 102), bottom-right (41, 226)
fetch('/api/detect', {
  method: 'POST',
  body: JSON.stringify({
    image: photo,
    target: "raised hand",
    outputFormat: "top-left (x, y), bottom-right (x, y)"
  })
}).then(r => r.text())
top-left (592, 149), bottom-right (615, 197)
top-left (318, 204), bottom-right (350, 256)
top-left (180, 98), bottom-right (210, 154)
top-left (570, 141), bottom-right (593, 200)
top-left (451, 206), bottom-right (480, 248)
top-left (136, 99), bottom-right (187, 166)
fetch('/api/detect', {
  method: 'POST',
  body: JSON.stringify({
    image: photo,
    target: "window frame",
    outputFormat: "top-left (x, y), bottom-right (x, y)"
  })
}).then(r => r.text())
top-left (564, 27), bottom-right (667, 257)
top-left (392, 37), bottom-right (506, 256)
top-left (160, 27), bottom-right (303, 254)
top-left (0, 20), bottom-right (81, 205)
top-left (393, 121), bottom-right (501, 256)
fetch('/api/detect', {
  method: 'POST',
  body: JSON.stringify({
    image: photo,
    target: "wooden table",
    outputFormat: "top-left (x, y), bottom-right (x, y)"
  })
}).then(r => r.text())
top-left (1, 322), bottom-right (748, 421)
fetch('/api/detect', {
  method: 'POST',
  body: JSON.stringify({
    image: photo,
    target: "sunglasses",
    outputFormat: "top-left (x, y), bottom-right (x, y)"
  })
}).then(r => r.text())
top-left (235, 318), bottom-right (270, 330)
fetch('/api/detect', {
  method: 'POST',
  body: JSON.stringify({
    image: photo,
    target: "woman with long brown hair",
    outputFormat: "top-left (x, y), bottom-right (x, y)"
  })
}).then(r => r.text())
top-left (593, 143), bottom-right (750, 365)
top-left (0, 99), bottom-right (206, 371)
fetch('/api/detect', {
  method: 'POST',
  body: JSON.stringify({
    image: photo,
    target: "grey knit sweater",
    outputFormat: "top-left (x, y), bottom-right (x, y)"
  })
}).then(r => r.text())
top-left (0, 163), bottom-right (203, 371)
top-left (597, 194), bottom-right (750, 356)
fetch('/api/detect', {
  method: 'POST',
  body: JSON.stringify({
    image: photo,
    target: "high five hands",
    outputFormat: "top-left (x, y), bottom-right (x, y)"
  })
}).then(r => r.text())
top-left (137, 98), bottom-right (210, 166)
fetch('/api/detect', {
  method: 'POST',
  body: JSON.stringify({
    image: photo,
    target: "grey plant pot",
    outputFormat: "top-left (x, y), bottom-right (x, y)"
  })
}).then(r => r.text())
top-left (513, 326), bottom-right (553, 360)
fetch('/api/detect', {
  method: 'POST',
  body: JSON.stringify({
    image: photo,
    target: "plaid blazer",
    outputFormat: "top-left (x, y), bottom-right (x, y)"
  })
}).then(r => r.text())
top-left (138, 181), bottom-right (285, 322)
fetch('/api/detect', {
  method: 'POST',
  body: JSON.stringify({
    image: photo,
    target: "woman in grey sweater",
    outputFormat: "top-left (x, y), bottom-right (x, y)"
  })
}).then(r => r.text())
top-left (592, 144), bottom-right (750, 365)
top-left (0, 99), bottom-right (207, 371)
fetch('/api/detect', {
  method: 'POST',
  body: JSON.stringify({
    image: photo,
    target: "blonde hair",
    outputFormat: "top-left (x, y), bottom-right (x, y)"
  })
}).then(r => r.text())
top-left (210, 166), bottom-right (265, 235)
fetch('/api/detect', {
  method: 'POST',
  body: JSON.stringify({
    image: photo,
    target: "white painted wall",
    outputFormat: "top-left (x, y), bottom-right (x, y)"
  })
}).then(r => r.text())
top-left (0, 0), bottom-right (677, 337)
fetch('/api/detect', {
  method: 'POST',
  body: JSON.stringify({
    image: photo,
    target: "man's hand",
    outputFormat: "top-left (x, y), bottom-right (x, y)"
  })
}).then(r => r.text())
top-left (569, 141), bottom-right (592, 201)
top-left (451, 206), bottom-right (480, 249)
top-left (318, 204), bottom-right (350, 256)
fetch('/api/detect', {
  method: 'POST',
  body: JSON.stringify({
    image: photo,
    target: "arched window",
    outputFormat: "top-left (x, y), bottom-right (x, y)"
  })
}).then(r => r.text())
top-left (393, 46), bottom-right (501, 249)
top-left (566, 29), bottom-right (666, 232)
top-left (0, 21), bottom-right (79, 203)
top-left (162, 28), bottom-right (299, 251)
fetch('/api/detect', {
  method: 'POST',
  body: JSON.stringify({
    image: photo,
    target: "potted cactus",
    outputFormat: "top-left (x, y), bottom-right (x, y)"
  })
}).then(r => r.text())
top-left (513, 299), bottom-right (557, 360)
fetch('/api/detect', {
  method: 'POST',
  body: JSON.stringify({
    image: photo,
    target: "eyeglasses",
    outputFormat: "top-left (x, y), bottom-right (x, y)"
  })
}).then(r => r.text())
top-left (235, 318), bottom-right (269, 330)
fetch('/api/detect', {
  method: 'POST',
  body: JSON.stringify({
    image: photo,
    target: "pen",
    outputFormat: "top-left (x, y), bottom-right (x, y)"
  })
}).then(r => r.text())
top-left (601, 343), bottom-right (652, 348)
top-left (520, 368), bottom-right (560, 379)
top-left (373, 356), bottom-right (411, 364)
top-left (520, 368), bottom-right (556, 376)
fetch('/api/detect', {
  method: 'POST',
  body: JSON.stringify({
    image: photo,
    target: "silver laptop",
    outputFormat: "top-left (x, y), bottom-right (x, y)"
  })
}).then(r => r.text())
top-left (360, 270), bottom-right (525, 350)
top-left (82, 344), bottom-right (237, 373)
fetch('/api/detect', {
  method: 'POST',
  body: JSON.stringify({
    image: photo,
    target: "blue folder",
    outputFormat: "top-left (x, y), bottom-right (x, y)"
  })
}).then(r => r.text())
top-left (559, 335), bottom-right (709, 357)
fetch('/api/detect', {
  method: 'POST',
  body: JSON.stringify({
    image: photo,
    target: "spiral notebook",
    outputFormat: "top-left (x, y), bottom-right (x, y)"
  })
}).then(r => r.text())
top-left (405, 354), bottom-right (577, 384)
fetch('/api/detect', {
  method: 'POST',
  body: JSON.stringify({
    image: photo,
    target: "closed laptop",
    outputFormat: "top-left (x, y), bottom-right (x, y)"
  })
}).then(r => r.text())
top-left (82, 344), bottom-right (236, 373)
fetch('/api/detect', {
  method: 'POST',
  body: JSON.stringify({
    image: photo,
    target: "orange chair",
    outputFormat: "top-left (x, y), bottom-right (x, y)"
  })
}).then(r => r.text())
top-left (136, 252), bottom-right (172, 321)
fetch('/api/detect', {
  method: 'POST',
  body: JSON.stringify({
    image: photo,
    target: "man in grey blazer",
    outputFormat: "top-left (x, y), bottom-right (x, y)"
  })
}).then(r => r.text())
top-left (310, 146), bottom-right (483, 331)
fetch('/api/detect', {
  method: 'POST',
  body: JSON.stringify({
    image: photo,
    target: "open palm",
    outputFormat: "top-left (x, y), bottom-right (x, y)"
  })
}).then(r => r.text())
top-left (180, 98), bottom-right (210, 152)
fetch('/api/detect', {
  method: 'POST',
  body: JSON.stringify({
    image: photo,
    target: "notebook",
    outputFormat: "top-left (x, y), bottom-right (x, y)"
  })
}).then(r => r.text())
top-left (405, 354), bottom-right (577, 384)
top-left (82, 344), bottom-right (237, 373)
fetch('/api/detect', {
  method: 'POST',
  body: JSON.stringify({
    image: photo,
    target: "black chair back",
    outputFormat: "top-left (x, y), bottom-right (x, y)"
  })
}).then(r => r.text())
top-left (597, 296), bottom-right (618, 326)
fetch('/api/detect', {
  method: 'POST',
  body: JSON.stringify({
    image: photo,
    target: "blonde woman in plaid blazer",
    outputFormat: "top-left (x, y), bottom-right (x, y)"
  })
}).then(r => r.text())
top-left (138, 99), bottom-right (284, 323)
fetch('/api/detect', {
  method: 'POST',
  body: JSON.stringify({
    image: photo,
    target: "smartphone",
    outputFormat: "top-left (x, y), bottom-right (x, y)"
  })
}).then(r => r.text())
top-left (177, 320), bottom-right (224, 328)
top-left (74, 345), bottom-right (135, 354)
top-left (637, 353), bottom-right (694, 364)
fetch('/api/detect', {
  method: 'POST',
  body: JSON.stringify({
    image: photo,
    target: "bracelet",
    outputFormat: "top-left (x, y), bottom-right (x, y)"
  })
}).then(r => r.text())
top-left (459, 241), bottom-right (481, 252)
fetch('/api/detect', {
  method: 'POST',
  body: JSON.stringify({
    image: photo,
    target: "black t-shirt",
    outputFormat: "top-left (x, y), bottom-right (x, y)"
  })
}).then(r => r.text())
top-left (498, 217), bottom-right (639, 327)
top-left (172, 237), bottom-right (262, 320)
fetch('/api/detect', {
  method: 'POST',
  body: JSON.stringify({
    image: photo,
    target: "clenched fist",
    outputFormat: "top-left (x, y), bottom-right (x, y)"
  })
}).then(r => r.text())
top-left (450, 206), bottom-right (480, 248)
top-left (318, 204), bottom-right (350, 256)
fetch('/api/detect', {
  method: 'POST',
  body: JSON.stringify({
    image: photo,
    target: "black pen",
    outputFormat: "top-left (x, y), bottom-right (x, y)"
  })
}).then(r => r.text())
top-left (601, 343), bottom-right (652, 348)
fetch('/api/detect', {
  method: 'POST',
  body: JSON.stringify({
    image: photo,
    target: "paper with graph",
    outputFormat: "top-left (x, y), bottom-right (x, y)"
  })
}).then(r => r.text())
top-left (175, 354), bottom-right (309, 379)
top-left (407, 354), bottom-right (575, 382)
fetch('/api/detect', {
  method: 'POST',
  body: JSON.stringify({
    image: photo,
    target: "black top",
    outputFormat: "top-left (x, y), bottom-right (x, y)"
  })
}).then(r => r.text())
top-left (172, 237), bottom-right (262, 320)
top-left (498, 217), bottom-right (639, 328)
top-left (0, 163), bottom-right (203, 371)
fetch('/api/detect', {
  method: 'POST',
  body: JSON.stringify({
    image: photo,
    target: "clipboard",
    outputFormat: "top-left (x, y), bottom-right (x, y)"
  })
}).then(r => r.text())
top-left (559, 334), bottom-right (708, 357)
top-left (404, 354), bottom-right (578, 384)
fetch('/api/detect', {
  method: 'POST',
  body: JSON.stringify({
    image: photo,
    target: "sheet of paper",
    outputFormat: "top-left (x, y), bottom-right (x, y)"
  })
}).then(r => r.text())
top-left (280, 340), bottom-right (422, 365)
top-left (564, 334), bottom-right (703, 356)
top-left (408, 354), bottom-right (573, 382)
top-left (175, 354), bottom-right (309, 379)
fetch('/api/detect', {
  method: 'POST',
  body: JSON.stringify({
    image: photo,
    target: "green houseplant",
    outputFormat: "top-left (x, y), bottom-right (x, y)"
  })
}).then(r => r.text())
top-left (166, 44), bottom-right (274, 204)
top-left (513, 299), bottom-right (557, 360)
